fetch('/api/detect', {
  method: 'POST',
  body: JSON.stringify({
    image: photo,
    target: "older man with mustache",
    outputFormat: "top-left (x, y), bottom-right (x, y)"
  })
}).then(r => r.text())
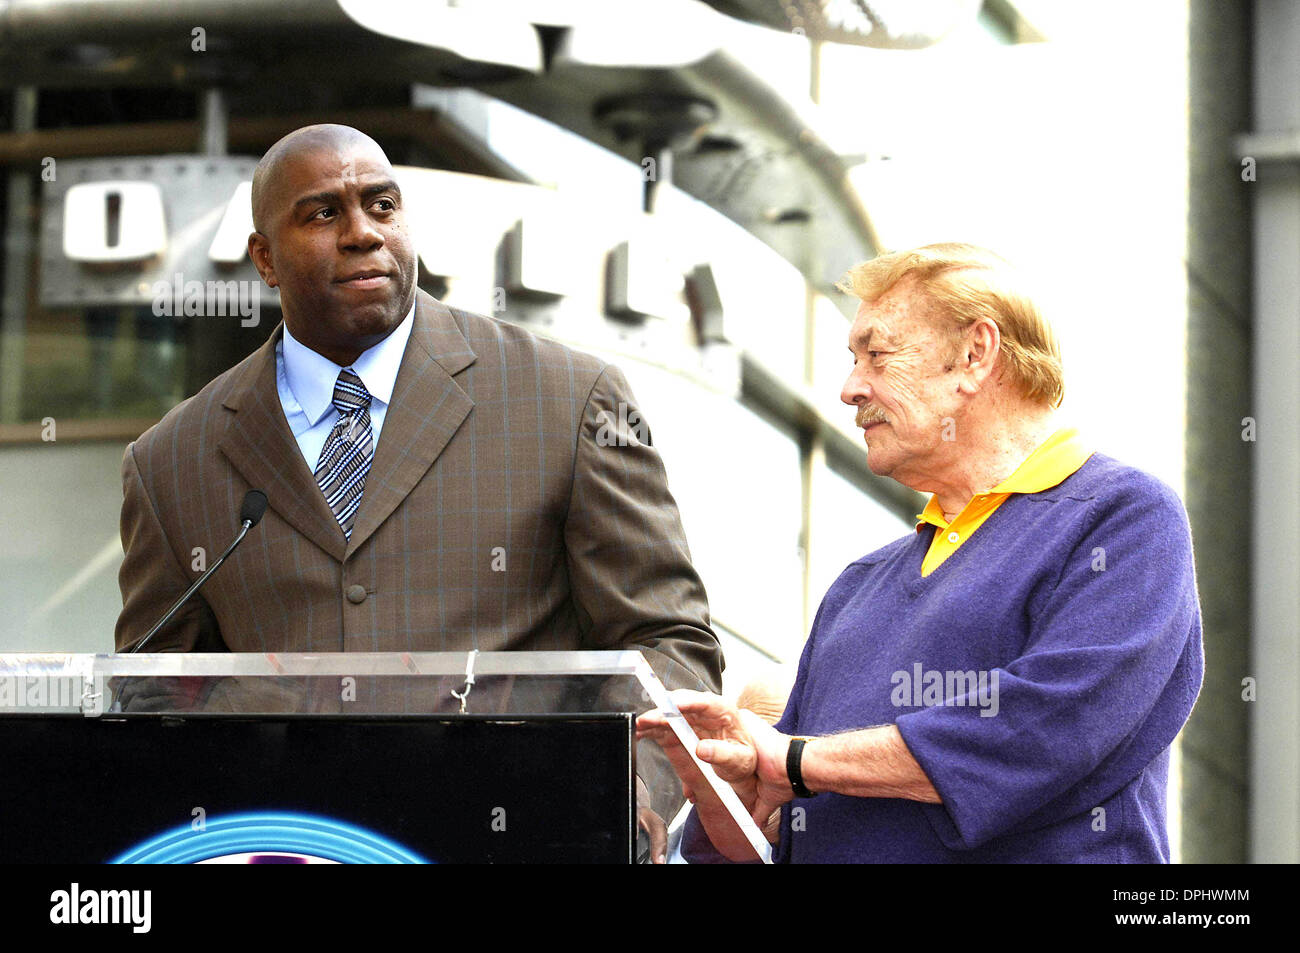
top-left (639, 243), bottom-right (1203, 863)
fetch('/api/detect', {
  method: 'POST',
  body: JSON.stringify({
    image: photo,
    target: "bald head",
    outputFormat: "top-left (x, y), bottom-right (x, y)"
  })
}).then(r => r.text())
top-left (251, 124), bottom-right (390, 234)
top-left (245, 123), bottom-right (416, 367)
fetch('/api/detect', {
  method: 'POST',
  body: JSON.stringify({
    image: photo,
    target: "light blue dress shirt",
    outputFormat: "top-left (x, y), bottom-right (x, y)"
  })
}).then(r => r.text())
top-left (274, 303), bottom-right (416, 473)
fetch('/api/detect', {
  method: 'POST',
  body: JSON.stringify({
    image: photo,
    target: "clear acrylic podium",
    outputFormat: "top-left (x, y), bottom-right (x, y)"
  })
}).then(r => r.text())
top-left (0, 651), bottom-right (771, 864)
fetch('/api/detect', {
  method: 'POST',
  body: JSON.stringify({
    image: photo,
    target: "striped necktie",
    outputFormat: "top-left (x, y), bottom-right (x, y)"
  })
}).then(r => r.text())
top-left (314, 368), bottom-right (374, 539)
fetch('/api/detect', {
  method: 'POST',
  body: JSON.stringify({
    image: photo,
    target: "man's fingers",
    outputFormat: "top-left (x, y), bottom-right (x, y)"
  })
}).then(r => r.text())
top-left (667, 689), bottom-right (717, 708)
top-left (635, 723), bottom-right (675, 744)
top-left (635, 710), bottom-right (669, 732)
top-left (752, 796), bottom-right (786, 830)
top-left (640, 726), bottom-right (713, 795)
top-left (673, 703), bottom-right (740, 729)
top-left (670, 691), bottom-right (742, 727)
top-left (696, 738), bottom-right (757, 782)
top-left (638, 807), bottom-right (668, 864)
top-left (635, 714), bottom-right (683, 750)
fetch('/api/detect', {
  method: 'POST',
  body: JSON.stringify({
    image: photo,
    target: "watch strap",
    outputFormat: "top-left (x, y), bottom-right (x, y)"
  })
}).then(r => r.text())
top-left (787, 736), bottom-right (818, 798)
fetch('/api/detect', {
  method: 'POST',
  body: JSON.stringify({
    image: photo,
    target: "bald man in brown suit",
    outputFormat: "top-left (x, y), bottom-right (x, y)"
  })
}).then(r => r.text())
top-left (113, 125), bottom-right (723, 858)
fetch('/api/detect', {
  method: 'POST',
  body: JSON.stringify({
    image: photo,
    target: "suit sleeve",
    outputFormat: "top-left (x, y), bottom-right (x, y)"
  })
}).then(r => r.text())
top-left (563, 364), bottom-right (724, 694)
top-left (115, 440), bottom-right (224, 655)
top-left (564, 365), bottom-right (725, 824)
top-left (895, 477), bottom-right (1204, 850)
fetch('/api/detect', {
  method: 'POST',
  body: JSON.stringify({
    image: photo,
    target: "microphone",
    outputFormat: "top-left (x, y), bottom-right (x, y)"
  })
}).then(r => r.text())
top-left (126, 489), bottom-right (268, 654)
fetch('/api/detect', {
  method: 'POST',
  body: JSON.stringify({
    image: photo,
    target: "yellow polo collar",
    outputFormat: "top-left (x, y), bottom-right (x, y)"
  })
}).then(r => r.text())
top-left (914, 427), bottom-right (1094, 575)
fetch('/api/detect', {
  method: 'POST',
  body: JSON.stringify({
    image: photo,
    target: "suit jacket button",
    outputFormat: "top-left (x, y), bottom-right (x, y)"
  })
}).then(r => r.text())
top-left (345, 584), bottom-right (367, 604)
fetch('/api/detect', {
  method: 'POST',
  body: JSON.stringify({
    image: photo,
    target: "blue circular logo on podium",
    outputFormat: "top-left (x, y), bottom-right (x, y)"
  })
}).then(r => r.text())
top-left (112, 812), bottom-right (429, 864)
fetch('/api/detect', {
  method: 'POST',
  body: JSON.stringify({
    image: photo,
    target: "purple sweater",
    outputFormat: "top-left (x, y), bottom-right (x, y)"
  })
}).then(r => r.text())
top-left (685, 453), bottom-right (1203, 863)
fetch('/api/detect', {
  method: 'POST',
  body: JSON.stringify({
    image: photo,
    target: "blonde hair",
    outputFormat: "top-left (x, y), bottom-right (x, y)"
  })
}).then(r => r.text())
top-left (837, 243), bottom-right (1064, 407)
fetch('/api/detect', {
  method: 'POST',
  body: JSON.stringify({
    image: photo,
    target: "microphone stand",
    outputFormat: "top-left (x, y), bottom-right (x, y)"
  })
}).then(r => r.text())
top-left (128, 517), bottom-right (255, 655)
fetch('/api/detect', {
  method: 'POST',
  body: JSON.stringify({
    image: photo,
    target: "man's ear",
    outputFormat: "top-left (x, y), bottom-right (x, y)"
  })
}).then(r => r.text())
top-left (956, 319), bottom-right (1000, 395)
top-left (247, 232), bottom-right (277, 288)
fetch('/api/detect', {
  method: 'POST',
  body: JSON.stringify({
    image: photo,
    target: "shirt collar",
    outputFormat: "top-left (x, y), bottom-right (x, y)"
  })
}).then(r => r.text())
top-left (914, 427), bottom-right (1094, 531)
top-left (991, 426), bottom-right (1092, 494)
top-left (281, 301), bottom-right (416, 426)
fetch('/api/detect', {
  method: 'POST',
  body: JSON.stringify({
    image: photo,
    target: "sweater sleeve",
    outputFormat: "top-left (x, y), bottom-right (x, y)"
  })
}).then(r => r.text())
top-left (895, 474), bottom-right (1204, 851)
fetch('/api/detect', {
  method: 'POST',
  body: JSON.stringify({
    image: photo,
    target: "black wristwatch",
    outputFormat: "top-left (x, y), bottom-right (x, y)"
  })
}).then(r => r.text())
top-left (787, 736), bottom-right (818, 798)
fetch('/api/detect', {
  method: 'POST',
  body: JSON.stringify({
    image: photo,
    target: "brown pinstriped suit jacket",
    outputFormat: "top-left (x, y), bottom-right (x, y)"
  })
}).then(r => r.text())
top-left (114, 291), bottom-right (724, 708)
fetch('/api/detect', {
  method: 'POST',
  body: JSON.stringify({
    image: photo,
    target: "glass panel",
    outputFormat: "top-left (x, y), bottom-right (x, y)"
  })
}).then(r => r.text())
top-left (0, 651), bottom-right (774, 862)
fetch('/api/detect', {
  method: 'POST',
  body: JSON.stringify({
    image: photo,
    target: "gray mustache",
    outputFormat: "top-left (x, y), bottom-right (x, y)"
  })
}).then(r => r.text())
top-left (856, 405), bottom-right (888, 428)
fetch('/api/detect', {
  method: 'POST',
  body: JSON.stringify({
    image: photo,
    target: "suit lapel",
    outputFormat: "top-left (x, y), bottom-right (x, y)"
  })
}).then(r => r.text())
top-left (345, 292), bottom-right (476, 555)
top-left (217, 325), bottom-right (349, 561)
